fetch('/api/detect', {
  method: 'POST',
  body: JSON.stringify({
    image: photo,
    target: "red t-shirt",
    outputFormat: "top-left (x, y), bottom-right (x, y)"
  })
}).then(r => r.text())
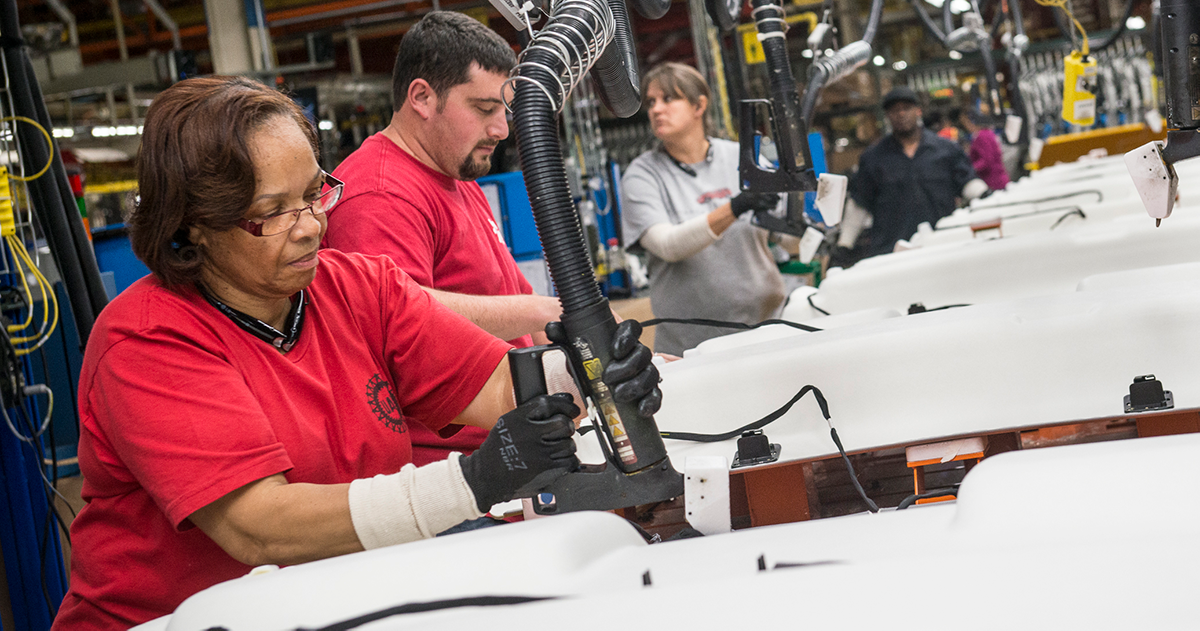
top-left (324, 133), bottom-right (535, 465)
top-left (52, 250), bottom-right (509, 631)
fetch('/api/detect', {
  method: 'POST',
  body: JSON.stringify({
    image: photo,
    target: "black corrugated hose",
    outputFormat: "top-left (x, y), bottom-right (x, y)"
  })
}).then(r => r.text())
top-left (512, 77), bottom-right (603, 312)
top-left (591, 0), bottom-right (641, 118)
top-left (513, 0), bottom-right (676, 475)
top-left (751, 0), bottom-right (808, 164)
top-left (627, 0), bottom-right (669, 20)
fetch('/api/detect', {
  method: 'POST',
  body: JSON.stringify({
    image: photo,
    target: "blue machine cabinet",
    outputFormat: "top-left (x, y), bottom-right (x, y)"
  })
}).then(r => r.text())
top-left (477, 171), bottom-right (543, 262)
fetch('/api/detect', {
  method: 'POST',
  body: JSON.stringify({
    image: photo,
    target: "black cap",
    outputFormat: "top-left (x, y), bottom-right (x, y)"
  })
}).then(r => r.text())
top-left (882, 86), bottom-right (920, 110)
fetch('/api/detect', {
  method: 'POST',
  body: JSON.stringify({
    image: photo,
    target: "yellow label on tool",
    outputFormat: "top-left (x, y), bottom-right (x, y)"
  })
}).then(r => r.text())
top-left (583, 358), bottom-right (603, 381)
top-left (1061, 51), bottom-right (1097, 127)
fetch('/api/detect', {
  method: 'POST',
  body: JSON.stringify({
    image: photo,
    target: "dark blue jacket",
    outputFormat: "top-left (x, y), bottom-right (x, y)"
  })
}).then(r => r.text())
top-left (851, 129), bottom-right (976, 257)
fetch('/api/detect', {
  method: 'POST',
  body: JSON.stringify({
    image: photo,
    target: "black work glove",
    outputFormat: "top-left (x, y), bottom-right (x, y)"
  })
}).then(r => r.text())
top-left (730, 191), bottom-right (779, 217)
top-left (459, 393), bottom-right (580, 512)
top-left (545, 319), bottom-right (663, 419)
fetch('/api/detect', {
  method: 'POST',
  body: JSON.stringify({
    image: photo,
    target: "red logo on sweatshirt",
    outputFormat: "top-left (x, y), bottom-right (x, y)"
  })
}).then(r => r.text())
top-left (697, 188), bottom-right (733, 204)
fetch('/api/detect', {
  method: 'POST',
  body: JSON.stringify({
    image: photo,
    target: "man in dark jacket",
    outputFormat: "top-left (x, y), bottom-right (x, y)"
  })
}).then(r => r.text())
top-left (850, 86), bottom-right (989, 258)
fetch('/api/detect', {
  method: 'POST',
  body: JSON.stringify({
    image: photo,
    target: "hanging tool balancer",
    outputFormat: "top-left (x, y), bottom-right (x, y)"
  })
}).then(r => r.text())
top-left (738, 0), bottom-right (819, 236)
top-left (499, 0), bottom-right (684, 515)
top-left (1124, 0), bottom-right (1200, 224)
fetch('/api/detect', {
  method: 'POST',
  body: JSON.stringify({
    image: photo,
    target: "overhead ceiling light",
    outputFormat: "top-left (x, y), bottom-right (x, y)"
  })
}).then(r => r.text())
top-left (892, 60), bottom-right (908, 71)
top-left (948, 50), bottom-right (963, 59)
top-left (801, 49), bottom-right (814, 58)
top-left (873, 55), bottom-right (885, 66)
top-left (923, 0), bottom-right (970, 13)
top-left (1126, 16), bottom-right (1146, 30)
top-left (319, 120), bottom-right (335, 131)
top-left (53, 128), bottom-right (74, 138)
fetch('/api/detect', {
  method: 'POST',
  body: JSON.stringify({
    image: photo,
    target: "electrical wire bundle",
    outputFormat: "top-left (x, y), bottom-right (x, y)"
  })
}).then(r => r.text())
top-left (1036, 0), bottom-right (1089, 56)
top-left (0, 106), bottom-right (71, 623)
top-left (0, 117), bottom-right (61, 356)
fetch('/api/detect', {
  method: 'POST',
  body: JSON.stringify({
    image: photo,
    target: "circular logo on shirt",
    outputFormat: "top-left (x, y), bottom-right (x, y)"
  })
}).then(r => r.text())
top-left (366, 374), bottom-right (406, 434)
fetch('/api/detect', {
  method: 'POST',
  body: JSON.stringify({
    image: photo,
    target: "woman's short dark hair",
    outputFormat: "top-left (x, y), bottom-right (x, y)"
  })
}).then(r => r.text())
top-left (641, 62), bottom-right (712, 136)
top-left (391, 11), bottom-right (517, 110)
top-left (129, 75), bottom-right (318, 290)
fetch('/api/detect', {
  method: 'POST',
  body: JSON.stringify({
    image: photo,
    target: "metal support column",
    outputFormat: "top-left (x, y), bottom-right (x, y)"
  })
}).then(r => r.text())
top-left (686, 0), bottom-right (735, 138)
top-left (202, 0), bottom-right (255, 75)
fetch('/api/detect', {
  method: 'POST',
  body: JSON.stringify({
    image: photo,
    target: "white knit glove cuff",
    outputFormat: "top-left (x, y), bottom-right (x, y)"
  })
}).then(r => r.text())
top-left (348, 455), bottom-right (485, 549)
top-left (639, 215), bottom-right (720, 262)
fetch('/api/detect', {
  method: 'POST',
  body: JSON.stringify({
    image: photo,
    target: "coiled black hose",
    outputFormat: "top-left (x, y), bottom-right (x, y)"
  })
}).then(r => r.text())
top-left (1093, 0), bottom-right (1138, 53)
top-left (799, 0), bottom-right (881, 127)
top-left (751, 0), bottom-right (808, 165)
top-left (513, 0), bottom-right (676, 476)
top-left (513, 77), bottom-right (603, 312)
top-left (591, 0), bottom-right (641, 117)
top-left (628, 0), bottom-right (669, 19)
top-left (800, 41), bottom-right (872, 127)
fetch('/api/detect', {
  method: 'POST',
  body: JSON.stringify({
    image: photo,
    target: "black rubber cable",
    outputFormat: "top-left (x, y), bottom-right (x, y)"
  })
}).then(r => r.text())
top-left (907, 0), bottom-right (949, 46)
top-left (653, 379), bottom-right (879, 515)
top-left (301, 596), bottom-right (557, 631)
top-left (897, 486), bottom-right (959, 510)
top-left (807, 293), bottom-right (830, 316)
top-left (576, 383), bottom-right (879, 514)
top-left (973, 189), bottom-right (1103, 209)
top-left (1049, 207), bottom-right (1087, 229)
top-left (18, 407), bottom-right (57, 619)
top-left (659, 384), bottom-right (831, 443)
top-left (640, 317), bottom-right (822, 333)
top-left (1091, 0), bottom-right (1137, 53)
top-left (942, 0), bottom-right (954, 40)
top-left (830, 426), bottom-right (879, 513)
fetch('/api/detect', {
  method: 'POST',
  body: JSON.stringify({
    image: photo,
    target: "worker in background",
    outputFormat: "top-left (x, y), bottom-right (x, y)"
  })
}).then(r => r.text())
top-left (924, 107), bottom-right (959, 143)
top-left (52, 76), bottom-right (662, 631)
top-left (621, 62), bottom-right (785, 356)
top-left (322, 12), bottom-right (565, 473)
top-left (958, 108), bottom-right (1010, 191)
top-left (848, 86), bottom-right (988, 258)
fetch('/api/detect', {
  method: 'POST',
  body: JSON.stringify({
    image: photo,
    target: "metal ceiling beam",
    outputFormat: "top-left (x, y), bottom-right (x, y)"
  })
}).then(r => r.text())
top-left (142, 0), bottom-right (182, 49)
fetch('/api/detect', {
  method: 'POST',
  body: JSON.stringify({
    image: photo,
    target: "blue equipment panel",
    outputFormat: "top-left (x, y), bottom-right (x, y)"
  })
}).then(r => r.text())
top-left (91, 224), bottom-right (150, 296)
top-left (803, 131), bottom-right (828, 223)
top-left (477, 171), bottom-right (544, 262)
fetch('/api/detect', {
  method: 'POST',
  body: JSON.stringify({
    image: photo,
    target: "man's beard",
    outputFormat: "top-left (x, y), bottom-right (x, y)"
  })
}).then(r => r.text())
top-left (893, 123), bottom-right (920, 141)
top-left (456, 144), bottom-right (497, 180)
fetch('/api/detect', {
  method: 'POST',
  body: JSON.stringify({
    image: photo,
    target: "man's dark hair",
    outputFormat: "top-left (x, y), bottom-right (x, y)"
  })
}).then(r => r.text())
top-left (392, 11), bottom-right (516, 110)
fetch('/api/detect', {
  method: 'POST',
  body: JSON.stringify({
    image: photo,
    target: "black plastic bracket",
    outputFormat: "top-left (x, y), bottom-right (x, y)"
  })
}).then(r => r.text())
top-left (731, 430), bottom-right (781, 469)
top-left (1124, 374), bottom-right (1174, 413)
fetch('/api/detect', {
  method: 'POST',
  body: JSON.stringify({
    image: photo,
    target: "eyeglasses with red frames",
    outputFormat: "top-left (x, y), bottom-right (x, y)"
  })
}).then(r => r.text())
top-left (236, 171), bottom-right (344, 237)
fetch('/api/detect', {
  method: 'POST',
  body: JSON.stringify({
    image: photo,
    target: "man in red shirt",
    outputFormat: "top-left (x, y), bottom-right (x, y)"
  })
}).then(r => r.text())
top-left (324, 12), bottom-right (564, 467)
